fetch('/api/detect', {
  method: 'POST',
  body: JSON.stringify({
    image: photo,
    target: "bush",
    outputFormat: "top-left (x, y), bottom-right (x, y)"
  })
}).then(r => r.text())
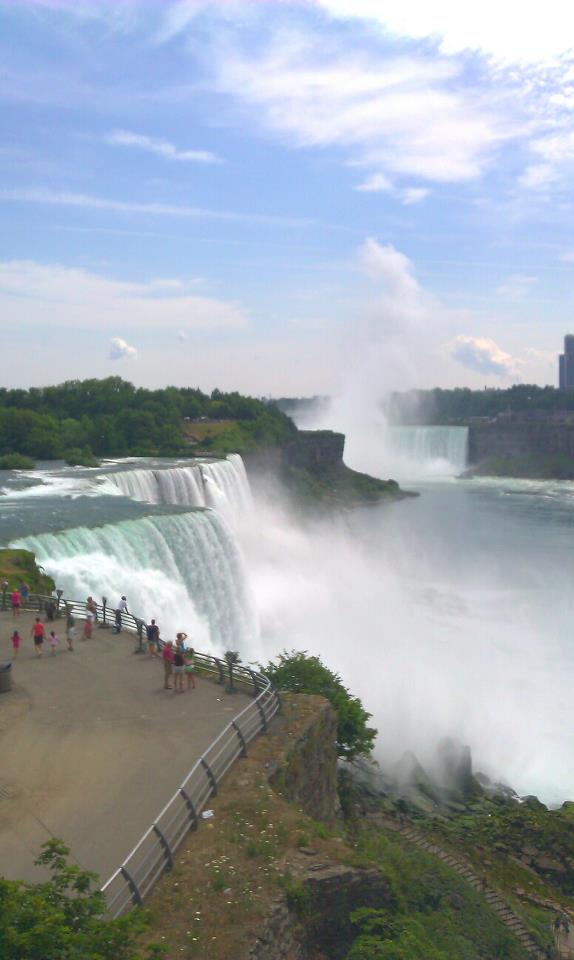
top-left (261, 650), bottom-right (377, 761)
top-left (63, 447), bottom-right (100, 467)
top-left (0, 453), bottom-right (35, 470)
top-left (0, 839), bottom-right (163, 959)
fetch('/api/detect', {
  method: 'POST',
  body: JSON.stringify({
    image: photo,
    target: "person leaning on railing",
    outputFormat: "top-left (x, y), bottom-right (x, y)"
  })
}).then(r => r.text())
top-left (114, 596), bottom-right (129, 634)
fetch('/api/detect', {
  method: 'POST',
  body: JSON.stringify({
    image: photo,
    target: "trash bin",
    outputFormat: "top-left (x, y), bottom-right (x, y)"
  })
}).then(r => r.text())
top-left (0, 662), bottom-right (12, 693)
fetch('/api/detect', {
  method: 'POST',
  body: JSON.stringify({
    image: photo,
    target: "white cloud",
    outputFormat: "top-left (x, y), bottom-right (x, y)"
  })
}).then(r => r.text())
top-left (450, 335), bottom-right (522, 378)
top-left (0, 260), bottom-right (248, 331)
top-left (109, 336), bottom-right (137, 360)
top-left (105, 129), bottom-right (220, 164)
top-left (315, 0), bottom-right (574, 65)
top-left (496, 274), bottom-right (536, 300)
top-left (1, 188), bottom-right (313, 227)
top-left (355, 172), bottom-right (393, 193)
top-left (401, 187), bottom-right (430, 205)
top-left (211, 30), bottom-right (506, 186)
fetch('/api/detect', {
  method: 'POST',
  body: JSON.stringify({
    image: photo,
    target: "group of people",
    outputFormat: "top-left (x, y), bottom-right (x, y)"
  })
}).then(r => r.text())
top-left (6, 591), bottom-right (198, 693)
top-left (11, 617), bottom-right (65, 658)
top-left (149, 626), bottom-right (197, 694)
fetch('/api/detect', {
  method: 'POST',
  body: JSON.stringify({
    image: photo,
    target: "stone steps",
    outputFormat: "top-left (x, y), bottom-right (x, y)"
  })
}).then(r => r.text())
top-left (374, 816), bottom-right (552, 960)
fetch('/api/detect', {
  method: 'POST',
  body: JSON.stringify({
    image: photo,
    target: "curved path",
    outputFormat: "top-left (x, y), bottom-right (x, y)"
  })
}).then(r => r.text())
top-left (0, 609), bottom-right (250, 884)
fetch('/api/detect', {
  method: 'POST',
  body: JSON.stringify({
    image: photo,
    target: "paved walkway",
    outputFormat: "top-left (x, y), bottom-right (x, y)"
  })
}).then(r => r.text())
top-left (0, 609), bottom-right (250, 885)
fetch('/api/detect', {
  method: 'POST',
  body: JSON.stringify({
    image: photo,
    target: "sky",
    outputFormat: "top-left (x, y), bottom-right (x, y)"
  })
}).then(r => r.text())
top-left (2, 0), bottom-right (574, 394)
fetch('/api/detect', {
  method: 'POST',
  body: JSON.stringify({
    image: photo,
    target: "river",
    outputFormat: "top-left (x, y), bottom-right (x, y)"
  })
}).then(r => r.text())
top-left (1, 432), bottom-right (573, 805)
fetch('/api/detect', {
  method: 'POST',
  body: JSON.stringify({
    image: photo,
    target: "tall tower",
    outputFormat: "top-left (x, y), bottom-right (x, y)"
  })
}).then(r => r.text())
top-left (559, 336), bottom-right (574, 390)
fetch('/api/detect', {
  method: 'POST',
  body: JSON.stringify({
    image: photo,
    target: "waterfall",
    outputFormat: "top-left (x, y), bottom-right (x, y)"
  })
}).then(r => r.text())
top-left (101, 456), bottom-right (252, 520)
top-left (11, 510), bottom-right (258, 653)
top-left (384, 426), bottom-right (469, 478)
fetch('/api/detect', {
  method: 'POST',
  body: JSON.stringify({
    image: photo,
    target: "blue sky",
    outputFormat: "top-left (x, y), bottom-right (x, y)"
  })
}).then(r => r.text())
top-left (2, 0), bottom-right (574, 394)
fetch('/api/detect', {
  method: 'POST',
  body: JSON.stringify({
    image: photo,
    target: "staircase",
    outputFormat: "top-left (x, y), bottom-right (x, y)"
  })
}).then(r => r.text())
top-left (367, 814), bottom-right (551, 959)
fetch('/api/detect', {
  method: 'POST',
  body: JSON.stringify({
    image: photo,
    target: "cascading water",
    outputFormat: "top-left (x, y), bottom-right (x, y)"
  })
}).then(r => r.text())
top-left (100, 454), bottom-right (252, 521)
top-left (12, 509), bottom-right (258, 653)
top-left (384, 426), bottom-right (469, 478)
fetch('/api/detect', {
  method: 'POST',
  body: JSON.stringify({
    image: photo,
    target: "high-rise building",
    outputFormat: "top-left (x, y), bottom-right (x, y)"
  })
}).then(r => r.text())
top-left (559, 335), bottom-right (574, 390)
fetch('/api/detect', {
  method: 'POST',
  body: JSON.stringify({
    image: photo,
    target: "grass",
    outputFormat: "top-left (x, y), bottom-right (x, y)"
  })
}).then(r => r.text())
top-left (0, 548), bottom-right (55, 594)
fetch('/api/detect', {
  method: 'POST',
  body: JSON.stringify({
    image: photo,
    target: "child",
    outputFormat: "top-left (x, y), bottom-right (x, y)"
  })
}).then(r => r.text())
top-left (48, 631), bottom-right (58, 656)
top-left (11, 630), bottom-right (20, 657)
top-left (66, 624), bottom-right (76, 651)
top-left (185, 647), bottom-right (196, 690)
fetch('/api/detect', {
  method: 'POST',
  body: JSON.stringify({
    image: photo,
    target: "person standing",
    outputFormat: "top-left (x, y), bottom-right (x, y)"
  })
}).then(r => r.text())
top-left (162, 641), bottom-right (174, 690)
top-left (146, 619), bottom-right (160, 657)
top-left (83, 609), bottom-right (95, 640)
top-left (66, 622), bottom-right (76, 651)
top-left (11, 630), bottom-right (20, 658)
top-left (19, 582), bottom-right (29, 607)
top-left (10, 589), bottom-right (20, 618)
top-left (114, 596), bottom-right (129, 633)
top-left (31, 618), bottom-right (45, 657)
top-left (48, 630), bottom-right (58, 656)
top-left (173, 642), bottom-right (186, 693)
top-left (185, 647), bottom-right (196, 691)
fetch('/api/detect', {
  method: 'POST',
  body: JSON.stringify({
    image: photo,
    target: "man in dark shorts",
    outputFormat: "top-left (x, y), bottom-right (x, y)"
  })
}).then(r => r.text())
top-left (146, 619), bottom-right (160, 657)
top-left (31, 617), bottom-right (45, 657)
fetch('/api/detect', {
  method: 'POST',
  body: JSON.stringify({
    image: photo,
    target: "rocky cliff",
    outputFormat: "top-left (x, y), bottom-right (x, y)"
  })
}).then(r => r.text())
top-left (468, 419), bottom-right (574, 478)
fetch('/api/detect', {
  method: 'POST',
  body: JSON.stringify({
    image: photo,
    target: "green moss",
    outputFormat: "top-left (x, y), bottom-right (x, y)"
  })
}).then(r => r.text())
top-left (0, 548), bottom-right (55, 595)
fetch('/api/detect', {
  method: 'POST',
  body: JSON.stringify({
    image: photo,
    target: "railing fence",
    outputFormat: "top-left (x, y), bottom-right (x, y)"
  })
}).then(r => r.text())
top-left (1, 589), bottom-right (279, 916)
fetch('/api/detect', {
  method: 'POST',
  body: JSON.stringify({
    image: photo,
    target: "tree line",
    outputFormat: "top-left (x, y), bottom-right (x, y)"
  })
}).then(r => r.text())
top-left (0, 377), bottom-right (295, 465)
top-left (388, 385), bottom-right (574, 425)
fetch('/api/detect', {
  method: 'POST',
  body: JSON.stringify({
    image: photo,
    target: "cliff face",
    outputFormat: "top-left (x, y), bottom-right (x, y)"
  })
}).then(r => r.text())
top-left (468, 420), bottom-right (574, 478)
top-left (283, 430), bottom-right (346, 470)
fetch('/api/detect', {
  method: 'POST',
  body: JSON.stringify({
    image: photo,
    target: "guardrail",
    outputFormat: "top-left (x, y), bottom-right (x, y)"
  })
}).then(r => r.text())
top-left (2, 590), bottom-right (279, 916)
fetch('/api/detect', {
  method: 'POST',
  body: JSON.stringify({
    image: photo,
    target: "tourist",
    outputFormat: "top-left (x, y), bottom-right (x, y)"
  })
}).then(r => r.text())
top-left (31, 617), bottom-right (45, 657)
top-left (173, 642), bottom-right (186, 693)
top-left (185, 647), bottom-right (196, 690)
top-left (10, 588), bottom-right (20, 617)
top-left (114, 595), bottom-right (129, 633)
top-left (66, 623), bottom-right (76, 651)
top-left (11, 630), bottom-right (20, 658)
top-left (83, 610), bottom-right (94, 640)
top-left (162, 641), bottom-right (174, 690)
top-left (19, 582), bottom-right (29, 607)
top-left (45, 599), bottom-right (56, 622)
top-left (146, 618), bottom-right (160, 657)
top-left (48, 630), bottom-right (58, 656)
top-left (176, 631), bottom-right (188, 648)
top-left (86, 596), bottom-right (98, 620)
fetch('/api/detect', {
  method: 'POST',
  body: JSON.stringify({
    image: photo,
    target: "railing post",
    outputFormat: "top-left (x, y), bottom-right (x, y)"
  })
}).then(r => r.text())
top-left (201, 757), bottom-right (218, 795)
top-left (232, 720), bottom-right (247, 757)
top-left (255, 698), bottom-right (267, 732)
top-left (179, 788), bottom-right (198, 831)
top-left (214, 658), bottom-right (225, 684)
top-left (120, 865), bottom-right (143, 907)
top-left (1, 581), bottom-right (8, 611)
top-left (152, 824), bottom-right (173, 869)
top-left (134, 620), bottom-right (145, 655)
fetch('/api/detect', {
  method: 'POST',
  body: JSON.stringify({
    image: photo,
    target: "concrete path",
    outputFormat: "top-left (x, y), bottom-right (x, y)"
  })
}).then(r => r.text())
top-left (0, 609), bottom-right (250, 886)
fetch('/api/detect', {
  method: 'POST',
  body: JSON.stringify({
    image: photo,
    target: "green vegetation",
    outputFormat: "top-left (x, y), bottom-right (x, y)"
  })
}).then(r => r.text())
top-left (389, 384), bottom-right (574, 424)
top-left (0, 377), bottom-right (295, 462)
top-left (261, 650), bottom-right (377, 760)
top-left (0, 548), bottom-right (55, 594)
top-left (343, 829), bottom-right (529, 959)
top-left (0, 453), bottom-right (35, 470)
top-left (282, 462), bottom-right (401, 507)
top-left (0, 839), bottom-right (162, 960)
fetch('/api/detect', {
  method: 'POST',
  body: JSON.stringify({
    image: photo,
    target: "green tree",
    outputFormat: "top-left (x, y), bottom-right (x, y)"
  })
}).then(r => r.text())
top-left (0, 839), bottom-right (162, 960)
top-left (261, 650), bottom-right (377, 761)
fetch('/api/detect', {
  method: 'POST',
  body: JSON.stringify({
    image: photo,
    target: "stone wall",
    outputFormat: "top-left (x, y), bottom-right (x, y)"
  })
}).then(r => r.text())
top-left (468, 421), bottom-right (574, 463)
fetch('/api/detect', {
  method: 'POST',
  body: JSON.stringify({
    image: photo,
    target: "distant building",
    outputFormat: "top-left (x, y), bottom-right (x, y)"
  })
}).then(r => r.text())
top-left (559, 335), bottom-right (574, 390)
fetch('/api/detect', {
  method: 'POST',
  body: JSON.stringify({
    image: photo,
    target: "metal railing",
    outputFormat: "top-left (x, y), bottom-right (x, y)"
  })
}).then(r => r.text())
top-left (2, 590), bottom-right (279, 916)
